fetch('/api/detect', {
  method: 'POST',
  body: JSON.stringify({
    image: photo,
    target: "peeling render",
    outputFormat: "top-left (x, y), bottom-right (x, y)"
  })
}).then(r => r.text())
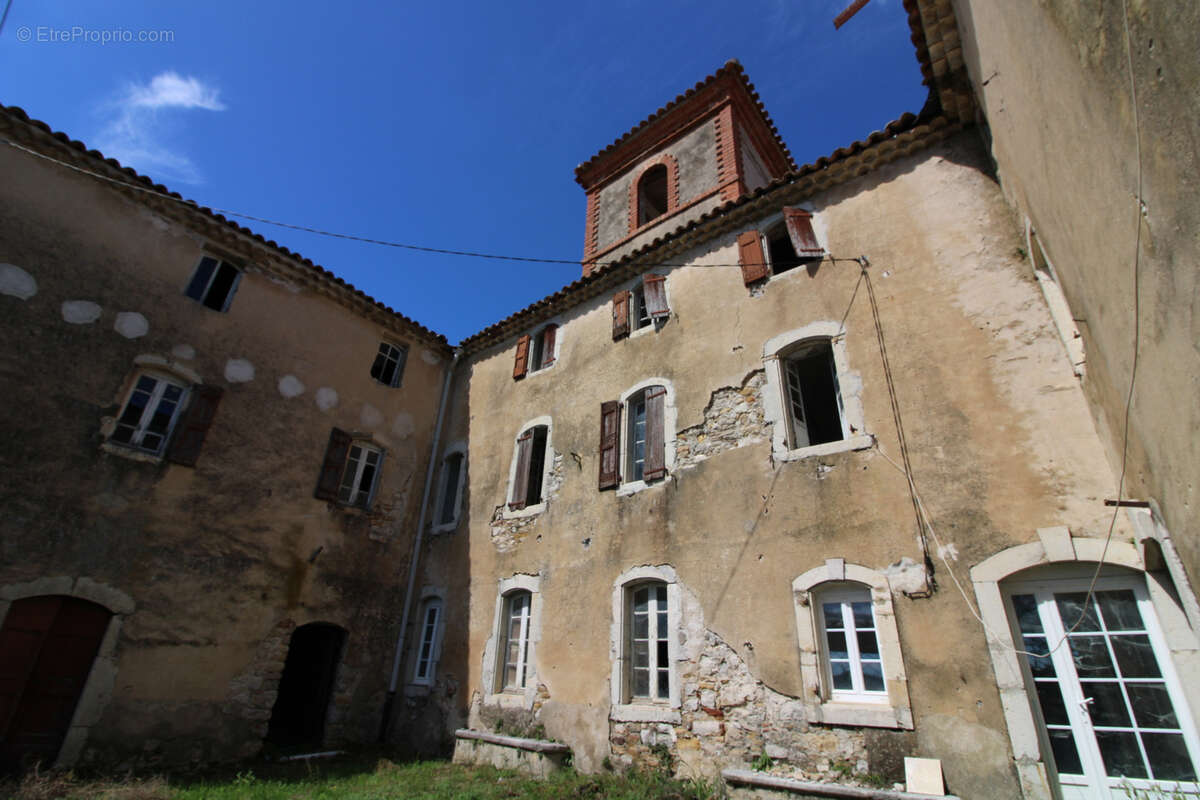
top-left (675, 370), bottom-right (769, 469)
top-left (489, 451), bottom-right (565, 552)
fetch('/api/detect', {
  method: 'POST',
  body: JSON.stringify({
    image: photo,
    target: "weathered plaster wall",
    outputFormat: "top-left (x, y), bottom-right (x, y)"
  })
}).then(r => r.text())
top-left (0, 146), bottom-right (447, 768)
top-left (413, 133), bottom-right (1136, 796)
top-left (952, 0), bottom-right (1200, 588)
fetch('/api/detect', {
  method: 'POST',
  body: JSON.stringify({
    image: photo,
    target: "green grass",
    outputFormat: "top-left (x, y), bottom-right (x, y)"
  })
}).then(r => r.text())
top-left (2, 755), bottom-right (722, 800)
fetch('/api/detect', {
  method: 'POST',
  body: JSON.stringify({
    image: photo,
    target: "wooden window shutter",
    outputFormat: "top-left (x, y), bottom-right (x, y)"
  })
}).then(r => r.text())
top-left (598, 401), bottom-right (621, 490)
top-left (509, 430), bottom-right (533, 510)
top-left (314, 427), bottom-right (352, 501)
top-left (513, 334), bottom-right (531, 380)
top-left (643, 386), bottom-right (667, 481)
top-left (166, 384), bottom-right (224, 467)
top-left (642, 274), bottom-right (669, 319)
top-left (612, 291), bottom-right (631, 340)
top-left (540, 324), bottom-right (558, 368)
top-left (783, 207), bottom-right (824, 258)
top-left (737, 230), bottom-right (768, 285)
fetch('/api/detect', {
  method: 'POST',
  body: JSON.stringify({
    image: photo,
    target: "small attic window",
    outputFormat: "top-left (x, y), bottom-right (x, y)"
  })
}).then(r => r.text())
top-left (637, 165), bottom-right (669, 226)
top-left (766, 222), bottom-right (804, 276)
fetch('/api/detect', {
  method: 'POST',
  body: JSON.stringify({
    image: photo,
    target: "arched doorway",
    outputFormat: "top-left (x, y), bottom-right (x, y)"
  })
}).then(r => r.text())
top-left (0, 596), bottom-right (112, 774)
top-left (266, 623), bottom-right (346, 749)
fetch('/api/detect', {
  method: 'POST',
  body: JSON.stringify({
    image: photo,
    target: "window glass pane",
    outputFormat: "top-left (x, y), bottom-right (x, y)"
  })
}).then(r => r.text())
top-left (634, 588), bottom-right (648, 612)
top-left (633, 669), bottom-right (649, 698)
top-left (1055, 593), bottom-right (1101, 632)
top-left (1036, 681), bottom-right (1070, 726)
top-left (370, 350), bottom-right (392, 383)
top-left (185, 257), bottom-right (217, 301)
top-left (1110, 635), bottom-right (1160, 678)
top-left (1011, 594), bottom-right (1044, 634)
top-left (1141, 732), bottom-right (1197, 781)
top-left (657, 640), bottom-right (668, 666)
top-left (825, 631), bottom-right (848, 660)
top-left (439, 456), bottom-right (461, 524)
top-left (851, 601), bottom-right (874, 630)
top-left (1047, 728), bottom-right (1084, 775)
top-left (1083, 681), bottom-right (1132, 727)
top-left (1022, 636), bottom-right (1055, 678)
top-left (633, 641), bottom-right (649, 669)
top-left (822, 603), bottom-right (843, 631)
top-left (633, 613), bottom-right (648, 639)
top-left (656, 670), bottom-right (670, 699)
top-left (140, 432), bottom-right (164, 452)
top-left (657, 611), bottom-right (668, 637)
top-left (357, 462), bottom-right (378, 505)
top-left (631, 398), bottom-right (646, 482)
top-left (505, 665), bottom-right (518, 688)
top-left (1095, 730), bottom-right (1148, 779)
top-left (857, 631), bottom-right (880, 657)
top-left (1096, 590), bottom-right (1143, 631)
top-left (1125, 683), bottom-right (1178, 729)
top-left (830, 661), bottom-right (852, 690)
top-left (203, 262), bottom-right (238, 310)
top-left (146, 396), bottom-right (179, 436)
top-left (862, 661), bottom-right (885, 692)
top-left (655, 585), bottom-right (666, 605)
top-left (1068, 635), bottom-right (1115, 678)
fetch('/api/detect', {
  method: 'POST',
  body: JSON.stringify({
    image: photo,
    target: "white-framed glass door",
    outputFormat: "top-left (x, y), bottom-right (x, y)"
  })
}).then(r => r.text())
top-left (1006, 576), bottom-right (1200, 798)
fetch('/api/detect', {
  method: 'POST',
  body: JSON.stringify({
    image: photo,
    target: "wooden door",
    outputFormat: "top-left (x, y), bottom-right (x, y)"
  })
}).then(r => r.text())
top-left (0, 596), bottom-right (112, 773)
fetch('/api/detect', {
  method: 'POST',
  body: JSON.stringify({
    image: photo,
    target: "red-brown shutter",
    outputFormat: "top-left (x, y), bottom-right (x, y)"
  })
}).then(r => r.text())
top-left (612, 291), bottom-right (631, 340)
top-left (643, 386), bottom-right (667, 481)
top-left (540, 324), bottom-right (558, 368)
top-left (509, 429), bottom-right (533, 509)
top-left (314, 427), bottom-right (352, 501)
top-left (598, 401), bottom-right (621, 490)
top-left (737, 230), bottom-right (768, 285)
top-left (784, 207), bottom-right (824, 258)
top-left (643, 274), bottom-right (669, 319)
top-left (166, 384), bottom-right (224, 467)
top-left (513, 334), bottom-right (531, 380)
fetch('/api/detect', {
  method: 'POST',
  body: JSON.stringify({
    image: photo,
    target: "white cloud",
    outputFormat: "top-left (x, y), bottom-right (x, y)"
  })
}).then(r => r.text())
top-left (94, 72), bottom-right (226, 185)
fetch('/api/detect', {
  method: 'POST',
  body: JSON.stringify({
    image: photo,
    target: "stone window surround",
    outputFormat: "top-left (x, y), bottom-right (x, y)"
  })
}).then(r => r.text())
top-left (610, 564), bottom-right (683, 724)
top-left (410, 585), bottom-right (446, 687)
top-left (616, 379), bottom-right (678, 498)
top-left (970, 528), bottom-right (1200, 800)
top-left (792, 560), bottom-right (914, 730)
top-left (99, 356), bottom-right (204, 463)
top-left (0, 576), bottom-right (135, 768)
top-left (431, 440), bottom-right (468, 534)
top-left (480, 573), bottom-right (543, 710)
top-left (501, 416), bottom-right (555, 520)
top-left (762, 322), bottom-right (872, 462)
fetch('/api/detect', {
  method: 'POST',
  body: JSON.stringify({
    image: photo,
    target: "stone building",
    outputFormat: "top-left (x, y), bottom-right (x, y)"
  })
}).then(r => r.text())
top-left (2, 1), bottom-right (1199, 799)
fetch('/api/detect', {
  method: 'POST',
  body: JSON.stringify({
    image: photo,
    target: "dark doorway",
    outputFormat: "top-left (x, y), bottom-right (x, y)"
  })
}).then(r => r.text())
top-left (0, 596), bottom-right (112, 774)
top-left (266, 623), bottom-right (346, 749)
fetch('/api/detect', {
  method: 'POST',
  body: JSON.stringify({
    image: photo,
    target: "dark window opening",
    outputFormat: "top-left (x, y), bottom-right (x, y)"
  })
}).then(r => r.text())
top-left (438, 452), bottom-right (463, 525)
top-left (524, 426), bottom-right (548, 507)
top-left (784, 341), bottom-right (844, 448)
top-left (184, 256), bottom-right (241, 311)
top-left (370, 342), bottom-right (407, 387)
top-left (631, 285), bottom-right (651, 330)
top-left (637, 165), bottom-right (669, 226)
top-left (267, 623), bottom-right (346, 750)
top-left (767, 224), bottom-right (805, 276)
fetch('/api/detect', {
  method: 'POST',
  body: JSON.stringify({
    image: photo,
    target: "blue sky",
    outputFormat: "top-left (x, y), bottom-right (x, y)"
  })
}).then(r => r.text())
top-left (0, 1), bottom-right (926, 343)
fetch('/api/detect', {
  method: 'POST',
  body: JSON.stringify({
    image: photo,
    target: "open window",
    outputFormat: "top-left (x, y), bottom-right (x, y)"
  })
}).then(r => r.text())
top-left (781, 339), bottom-right (844, 450)
top-left (184, 255), bottom-right (241, 312)
top-left (370, 341), bottom-right (408, 388)
top-left (508, 422), bottom-right (550, 511)
top-left (613, 274), bottom-right (669, 340)
top-left (636, 164), bottom-right (669, 226)
top-left (513, 324), bottom-right (558, 380)
top-left (107, 371), bottom-right (223, 466)
top-left (737, 207), bottom-right (824, 286)
top-left (314, 428), bottom-right (384, 509)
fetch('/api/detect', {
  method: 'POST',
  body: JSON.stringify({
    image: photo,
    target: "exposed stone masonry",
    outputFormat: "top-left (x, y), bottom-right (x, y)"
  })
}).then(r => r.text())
top-left (675, 370), bottom-right (769, 469)
top-left (490, 452), bottom-right (565, 552)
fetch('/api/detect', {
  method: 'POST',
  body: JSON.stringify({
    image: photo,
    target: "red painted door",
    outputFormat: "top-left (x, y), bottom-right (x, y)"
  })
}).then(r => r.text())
top-left (0, 596), bottom-right (112, 774)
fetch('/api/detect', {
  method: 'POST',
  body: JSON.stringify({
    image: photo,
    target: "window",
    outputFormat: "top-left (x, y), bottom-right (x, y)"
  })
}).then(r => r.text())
top-left (599, 382), bottom-right (673, 491)
top-left (111, 374), bottom-right (187, 455)
top-left (737, 207), bottom-right (824, 286)
top-left (628, 582), bottom-right (671, 701)
top-left (498, 590), bottom-right (532, 692)
top-left (817, 587), bottom-right (886, 703)
top-left (314, 428), bottom-right (384, 509)
top-left (508, 424), bottom-right (549, 510)
top-left (792, 562), bottom-right (913, 729)
top-left (434, 450), bottom-right (465, 529)
top-left (513, 324), bottom-right (558, 379)
top-left (107, 372), bottom-right (224, 466)
top-left (782, 339), bottom-right (844, 449)
top-left (413, 597), bottom-right (444, 685)
top-left (637, 164), bottom-right (669, 226)
top-left (184, 255), bottom-right (241, 311)
top-left (370, 341), bottom-right (408, 387)
top-left (612, 275), bottom-right (668, 340)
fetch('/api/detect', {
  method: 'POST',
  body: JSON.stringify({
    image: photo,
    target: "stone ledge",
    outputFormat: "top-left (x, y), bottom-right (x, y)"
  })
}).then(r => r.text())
top-left (723, 769), bottom-right (961, 800)
top-left (454, 728), bottom-right (571, 754)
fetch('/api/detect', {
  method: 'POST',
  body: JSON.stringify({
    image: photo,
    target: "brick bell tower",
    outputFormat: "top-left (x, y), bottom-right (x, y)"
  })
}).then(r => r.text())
top-left (575, 60), bottom-right (797, 277)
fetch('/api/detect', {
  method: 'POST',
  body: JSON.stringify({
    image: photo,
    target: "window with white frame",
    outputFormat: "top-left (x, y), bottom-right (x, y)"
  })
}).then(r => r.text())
top-left (508, 424), bottom-right (549, 511)
top-left (370, 341), bottom-right (408, 387)
top-left (817, 586), bottom-right (887, 703)
top-left (599, 382), bottom-right (672, 491)
top-left (184, 255), bottom-right (241, 312)
top-left (782, 339), bottom-right (844, 450)
top-left (435, 451), bottom-right (465, 528)
top-left (628, 581), bottom-right (671, 701)
top-left (413, 597), bottom-right (444, 685)
top-left (498, 590), bottom-right (532, 692)
top-left (528, 324), bottom-right (558, 373)
top-left (110, 374), bottom-right (188, 455)
top-left (338, 442), bottom-right (382, 507)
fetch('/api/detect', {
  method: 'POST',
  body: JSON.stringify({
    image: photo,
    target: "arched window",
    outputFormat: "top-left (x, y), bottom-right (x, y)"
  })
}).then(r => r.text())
top-left (482, 574), bottom-right (542, 706)
top-left (637, 164), bottom-right (669, 226)
top-left (611, 565), bottom-right (681, 717)
top-left (497, 590), bottom-right (532, 692)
